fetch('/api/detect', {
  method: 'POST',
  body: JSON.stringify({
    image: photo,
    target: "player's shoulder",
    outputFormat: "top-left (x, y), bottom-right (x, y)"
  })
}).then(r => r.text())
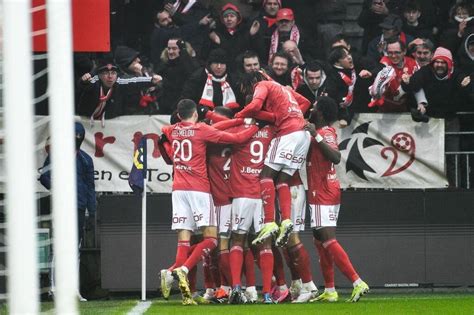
top-left (320, 126), bottom-right (338, 142)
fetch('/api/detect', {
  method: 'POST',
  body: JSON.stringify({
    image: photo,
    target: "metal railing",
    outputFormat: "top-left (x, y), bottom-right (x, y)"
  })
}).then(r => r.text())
top-left (445, 112), bottom-right (474, 189)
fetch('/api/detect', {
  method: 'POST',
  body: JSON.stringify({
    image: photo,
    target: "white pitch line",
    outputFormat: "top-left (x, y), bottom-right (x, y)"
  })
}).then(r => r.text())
top-left (127, 300), bottom-right (152, 315)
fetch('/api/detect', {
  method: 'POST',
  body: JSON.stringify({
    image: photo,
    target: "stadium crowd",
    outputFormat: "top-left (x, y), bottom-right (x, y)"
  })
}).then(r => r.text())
top-left (65, 0), bottom-right (474, 305)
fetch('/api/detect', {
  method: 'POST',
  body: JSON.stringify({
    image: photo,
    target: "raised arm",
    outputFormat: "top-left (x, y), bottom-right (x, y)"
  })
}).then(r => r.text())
top-left (207, 124), bottom-right (258, 145)
top-left (213, 118), bottom-right (244, 130)
top-left (235, 84), bottom-right (268, 118)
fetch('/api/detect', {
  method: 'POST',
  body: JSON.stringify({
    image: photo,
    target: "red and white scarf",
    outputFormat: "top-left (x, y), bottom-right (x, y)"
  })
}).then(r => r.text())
top-left (91, 86), bottom-right (112, 127)
top-left (269, 25), bottom-right (300, 64)
top-left (338, 69), bottom-right (357, 108)
top-left (199, 69), bottom-right (239, 109)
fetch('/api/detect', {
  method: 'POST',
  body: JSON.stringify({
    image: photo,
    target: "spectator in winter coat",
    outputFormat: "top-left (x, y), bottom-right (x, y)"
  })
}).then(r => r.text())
top-left (77, 58), bottom-right (162, 126)
top-left (155, 38), bottom-right (200, 114)
top-left (114, 45), bottom-right (161, 115)
top-left (367, 13), bottom-right (414, 63)
top-left (295, 60), bottom-right (328, 107)
top-left (206, 3), bottom-right (253, 72)
top-left (181, 48), bottom-right (241, 112)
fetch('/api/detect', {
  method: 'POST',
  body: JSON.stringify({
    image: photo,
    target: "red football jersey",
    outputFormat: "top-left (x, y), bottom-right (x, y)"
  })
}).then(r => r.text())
top-left (229, 125), bottom-right (275, 198)
top-left (306, 126), bottom-right (341, 205)
top-left (237, 81), bottom-right (307, 137)
top-left (207, 144), bottom-right (232, 206)
top-left (162, 121), bottom-right (258, 192)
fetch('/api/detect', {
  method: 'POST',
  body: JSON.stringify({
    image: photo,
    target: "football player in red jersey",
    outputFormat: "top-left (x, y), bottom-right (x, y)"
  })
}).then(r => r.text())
top-left (205, 107), bottom-right (234, 303)
top-left (235, 72), bottom-right (311, 249)
top-left (226, 119), bottom-right (276, 304)
top-left (305, 96), bottom-right (369, 303)
top-left (160, 99), bottom-right (257, 305)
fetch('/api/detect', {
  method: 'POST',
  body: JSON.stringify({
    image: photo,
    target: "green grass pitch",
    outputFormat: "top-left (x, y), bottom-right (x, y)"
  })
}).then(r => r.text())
top-left (33, 292), bottom-right (474, 315)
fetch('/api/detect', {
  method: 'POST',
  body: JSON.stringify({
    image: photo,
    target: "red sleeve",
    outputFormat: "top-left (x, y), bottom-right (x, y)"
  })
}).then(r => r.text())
top-left (292, 89), bottom-right (311, 115)
top-left (254, 110), bottom-right (276, 122)
top-left (205, 111), bottom-right (230, 123)
top-left (203, 124), bottom-right (258, 144)
top-left (161, 125), bottom-right (172, 139)
top-left (235, 84), bottom-right (267, 118)
top-left (213, 118), bottom-right (244, 130)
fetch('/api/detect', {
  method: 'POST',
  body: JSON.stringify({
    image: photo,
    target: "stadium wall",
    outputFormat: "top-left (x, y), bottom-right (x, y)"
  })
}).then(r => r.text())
top-left (98, 190), bottom-right (474, 291)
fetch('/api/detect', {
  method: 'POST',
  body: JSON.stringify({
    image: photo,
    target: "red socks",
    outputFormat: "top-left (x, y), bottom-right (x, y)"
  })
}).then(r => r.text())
top-left (259, 249), bottom-right (274, 294)
top-left (315, 240), bottom-right (335, 288)
top-left (283, 247), bottom-right (300, 280)
top-left (243, 248), bottom-right (256, 287)
top-left (272, 247), bottom-right (286, 286)
top-left (219, 249), bottom-right (231, 286)
top-left (229, 245), bottom-right (244, 287)
top-left (276, 183), bottom-right (291, 221)
top-left (203, 252), bottom-right (215, 289)
top-left (183, 237), bottom-right (218, 271)
top-left (288, 242), bottom-right (312, 283)
top-left (174, 240), bottom-right (190, 268)
top-left (260, 178), bottom-right (276, 223)
top-left (323, 239), bottom-right (359, 283)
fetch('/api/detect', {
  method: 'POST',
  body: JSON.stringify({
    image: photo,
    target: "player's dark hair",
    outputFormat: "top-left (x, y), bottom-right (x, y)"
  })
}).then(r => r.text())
top-left (240, 71), bottom-right (267, 98)
top-left (328, 46), bottom-right (350, 65)
top-left (214, 106), bottom-right (234, 119)
top-left (177, 99), bottom-right (197, 119)
top-left (315, 96), bottom-right (338, 124)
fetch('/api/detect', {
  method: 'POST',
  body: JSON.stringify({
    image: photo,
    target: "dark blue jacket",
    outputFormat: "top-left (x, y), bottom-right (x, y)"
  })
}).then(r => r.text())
top-left (39, 150), bottom-right (96, 215)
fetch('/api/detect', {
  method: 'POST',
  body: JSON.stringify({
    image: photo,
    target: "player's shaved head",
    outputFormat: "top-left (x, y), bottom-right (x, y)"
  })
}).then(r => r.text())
top-left (177, 99), bottom-right (197, 120)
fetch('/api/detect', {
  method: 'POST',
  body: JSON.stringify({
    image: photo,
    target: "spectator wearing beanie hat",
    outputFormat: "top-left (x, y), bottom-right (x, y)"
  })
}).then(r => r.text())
top-left (408, 46), bottom-right (472, 185)
top-left (76, 57), bottom-right (163, 123)
top-left (181, 48), bottom-right (241, 116)
top-left (113, 45), bottom-right (164, 115)
top-left (206, 3), bottom-right (253, 72)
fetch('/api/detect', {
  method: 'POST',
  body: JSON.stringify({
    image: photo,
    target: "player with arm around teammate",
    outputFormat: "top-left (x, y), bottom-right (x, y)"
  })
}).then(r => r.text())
top-left (304, 96), bottom-right (369, 303)
top-left (160, 99), bottom-right (258, 305)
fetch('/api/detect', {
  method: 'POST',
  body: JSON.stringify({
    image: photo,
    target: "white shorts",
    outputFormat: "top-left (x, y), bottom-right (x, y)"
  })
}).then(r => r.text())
top-left (265, 130), bottom-right (310, 175)
top-left (216, 204), bottom-right (232, 237)
top-left (309, 204), bottom-right (340, 229)
top-left (231, 197), bottom-right (264, 234)
top-left (171, 190), bottom-right (216, 231)
top-left (291, 185), bottom-right (306, 232)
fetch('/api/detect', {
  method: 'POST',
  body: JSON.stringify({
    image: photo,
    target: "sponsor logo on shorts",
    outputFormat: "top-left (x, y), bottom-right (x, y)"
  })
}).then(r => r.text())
top-left (295, 217), bottom-right (304, 226)
top-left (234, 216), bottom-right (245, 225)
top-left (194, 213), bottom-right (203, 222)
top-left (173, 216), bottom-right (187, 223)
top-left (278, 152), bottom-right (305, 163)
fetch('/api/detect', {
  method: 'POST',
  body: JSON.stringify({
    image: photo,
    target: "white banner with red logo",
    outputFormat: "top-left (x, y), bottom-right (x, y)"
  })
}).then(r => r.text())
top-left (34, 115), bottom-right (174, 193)
top-left (30, 114), bottom-right (447, 193)
top-left (335, 113), bottom-right (448, 189)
